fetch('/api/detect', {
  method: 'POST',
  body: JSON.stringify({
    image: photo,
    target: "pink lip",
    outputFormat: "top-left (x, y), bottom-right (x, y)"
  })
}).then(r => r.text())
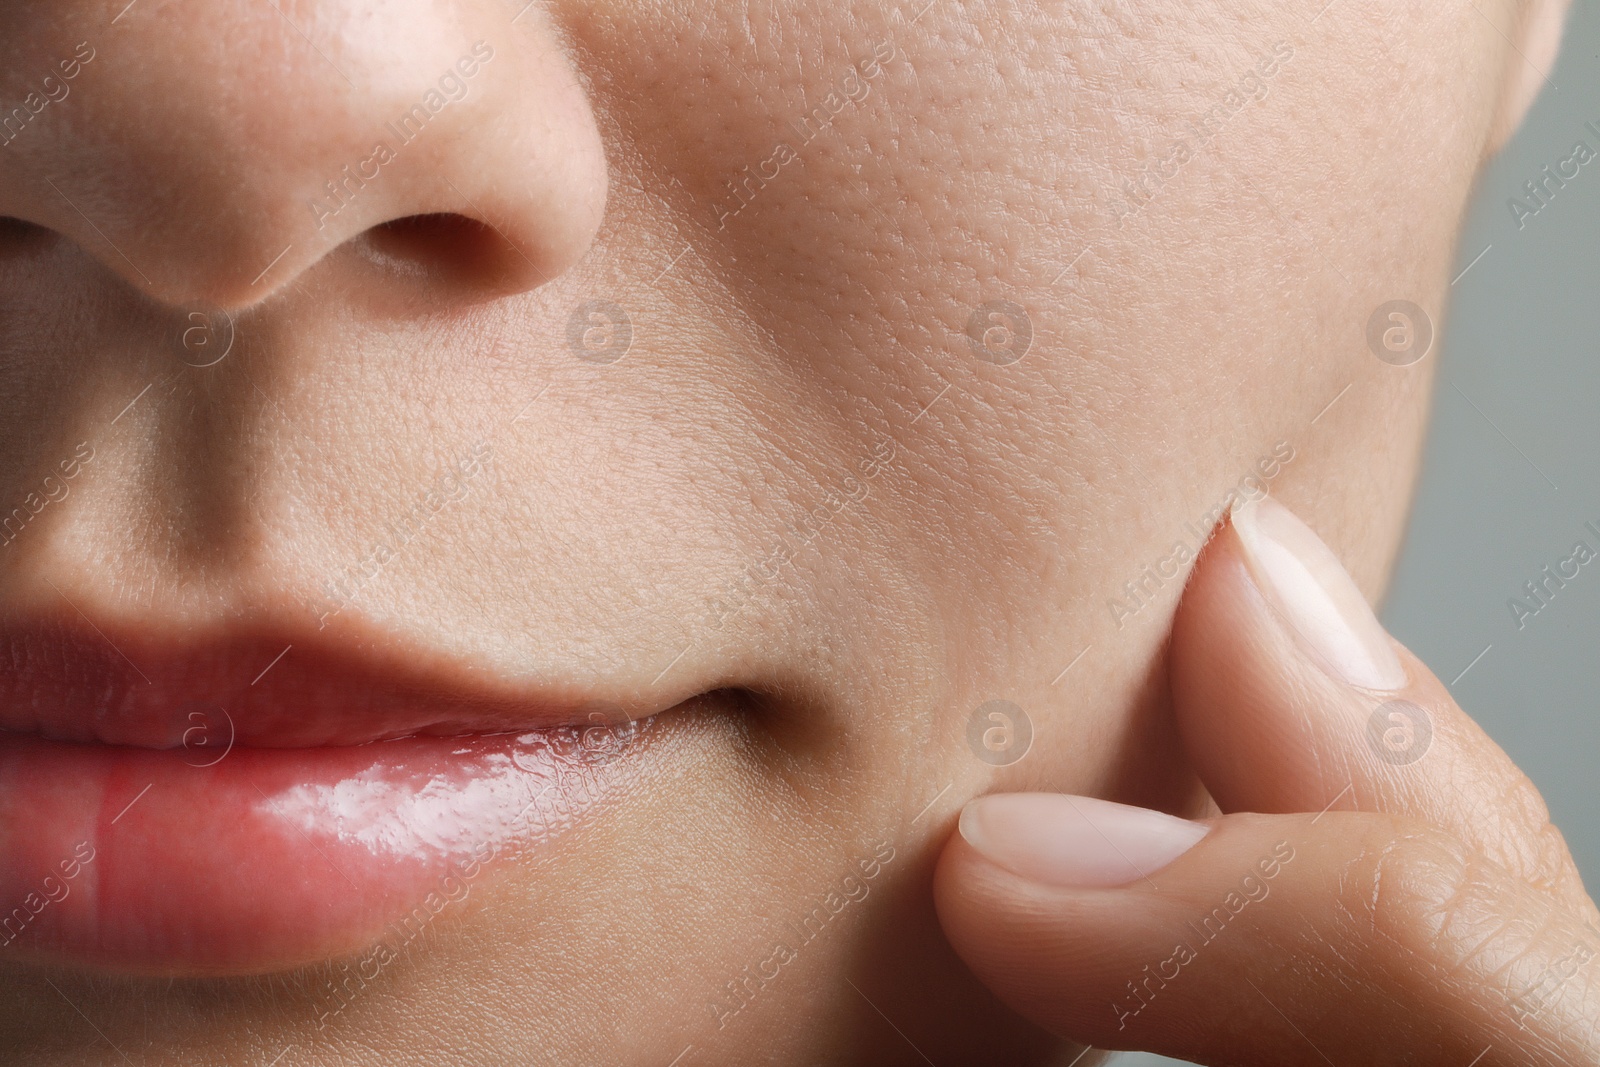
top-left (0, 618), bottom-right (674, 976)
top-left (0, 621), bottom-right (644, 748)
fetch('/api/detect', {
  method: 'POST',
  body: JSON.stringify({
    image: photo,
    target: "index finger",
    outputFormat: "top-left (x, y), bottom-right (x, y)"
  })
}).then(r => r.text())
top-left (1172, 495), bottom-right (1595, 917)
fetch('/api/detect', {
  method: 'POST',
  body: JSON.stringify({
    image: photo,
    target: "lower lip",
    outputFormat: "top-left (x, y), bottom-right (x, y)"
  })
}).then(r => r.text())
top-left (0, 718), bottom-right (650, 976)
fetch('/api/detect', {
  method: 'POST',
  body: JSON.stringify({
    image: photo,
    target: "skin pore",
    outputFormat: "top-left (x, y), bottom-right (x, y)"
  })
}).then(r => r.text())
top-left (0, 0), bottom-right (1568, 1063)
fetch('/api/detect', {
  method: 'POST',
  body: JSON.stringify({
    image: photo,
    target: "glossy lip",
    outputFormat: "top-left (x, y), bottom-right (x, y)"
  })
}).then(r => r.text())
top-left (0, 616), bottom-right (691, 976)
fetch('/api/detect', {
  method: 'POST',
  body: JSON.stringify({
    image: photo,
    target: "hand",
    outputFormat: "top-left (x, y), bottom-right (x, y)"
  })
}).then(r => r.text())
top-left (934, 495), bottom-right (1600, 1066)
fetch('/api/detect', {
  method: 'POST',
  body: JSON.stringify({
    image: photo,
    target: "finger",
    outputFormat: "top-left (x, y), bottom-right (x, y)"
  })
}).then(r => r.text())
top-left (934, 794), bottom-right (1600, 1066)
top-left (1171, 494), bottom-right (1594, 914)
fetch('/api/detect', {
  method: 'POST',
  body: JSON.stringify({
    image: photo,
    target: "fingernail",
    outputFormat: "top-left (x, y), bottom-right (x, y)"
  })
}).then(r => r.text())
top-left (958, 793), bottom-right (1208, 888)
top-left (1230, 495), bottom-right (1407, 691)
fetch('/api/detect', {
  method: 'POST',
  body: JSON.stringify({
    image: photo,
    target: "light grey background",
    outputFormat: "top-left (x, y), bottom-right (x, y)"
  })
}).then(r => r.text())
top-left (1118, 5), bottom-right (1600, 1065)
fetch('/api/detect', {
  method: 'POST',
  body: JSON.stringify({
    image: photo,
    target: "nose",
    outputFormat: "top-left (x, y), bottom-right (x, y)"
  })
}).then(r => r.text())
top-left (0, 2), bottom-right (607, 308)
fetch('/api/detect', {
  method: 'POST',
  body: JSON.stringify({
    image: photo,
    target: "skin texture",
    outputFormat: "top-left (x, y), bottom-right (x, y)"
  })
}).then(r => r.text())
top-left (935, 497), bottom-right (1600, 1064)
top-left (0, 0), bottom-right (1571, 1063)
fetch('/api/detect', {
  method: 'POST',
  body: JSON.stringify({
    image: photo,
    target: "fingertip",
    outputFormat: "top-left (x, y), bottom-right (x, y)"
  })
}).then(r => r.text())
top-left (955, 794), bottom-right (1209, 890)
top-left (1169, 497), bottom-right (1396, 813)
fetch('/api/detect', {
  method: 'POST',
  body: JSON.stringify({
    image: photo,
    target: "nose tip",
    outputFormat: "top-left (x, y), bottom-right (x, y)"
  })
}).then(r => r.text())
top-left (0, 9), bottom-right (606, 309)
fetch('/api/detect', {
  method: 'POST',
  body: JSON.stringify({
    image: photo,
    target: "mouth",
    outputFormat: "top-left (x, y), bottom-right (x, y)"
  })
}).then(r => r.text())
top-left (0, 616), bottom-right (701, 976)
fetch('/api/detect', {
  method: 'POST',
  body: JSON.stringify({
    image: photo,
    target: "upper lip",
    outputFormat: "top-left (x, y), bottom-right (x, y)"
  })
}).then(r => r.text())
top-left (0, 614), bottom-right (662, 749)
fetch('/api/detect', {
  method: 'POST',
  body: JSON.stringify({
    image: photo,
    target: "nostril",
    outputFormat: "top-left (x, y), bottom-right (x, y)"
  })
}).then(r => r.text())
top-left (0, 216), bottom-right (54, 254)
top-left (361, 213), bottom-right (509, 284)
top-left (370, 212), bottom-right (490, 254)
top-left (352, 211), bottom-right (555, 300)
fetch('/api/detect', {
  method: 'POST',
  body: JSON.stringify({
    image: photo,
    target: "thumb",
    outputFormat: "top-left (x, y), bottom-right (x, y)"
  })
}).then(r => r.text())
top-left (933, 496), bottom-right (1600, 1065)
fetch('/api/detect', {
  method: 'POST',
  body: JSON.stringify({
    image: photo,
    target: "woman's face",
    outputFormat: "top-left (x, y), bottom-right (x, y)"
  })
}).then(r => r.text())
top-left (0, 0), bottom-right (1545, 1062)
